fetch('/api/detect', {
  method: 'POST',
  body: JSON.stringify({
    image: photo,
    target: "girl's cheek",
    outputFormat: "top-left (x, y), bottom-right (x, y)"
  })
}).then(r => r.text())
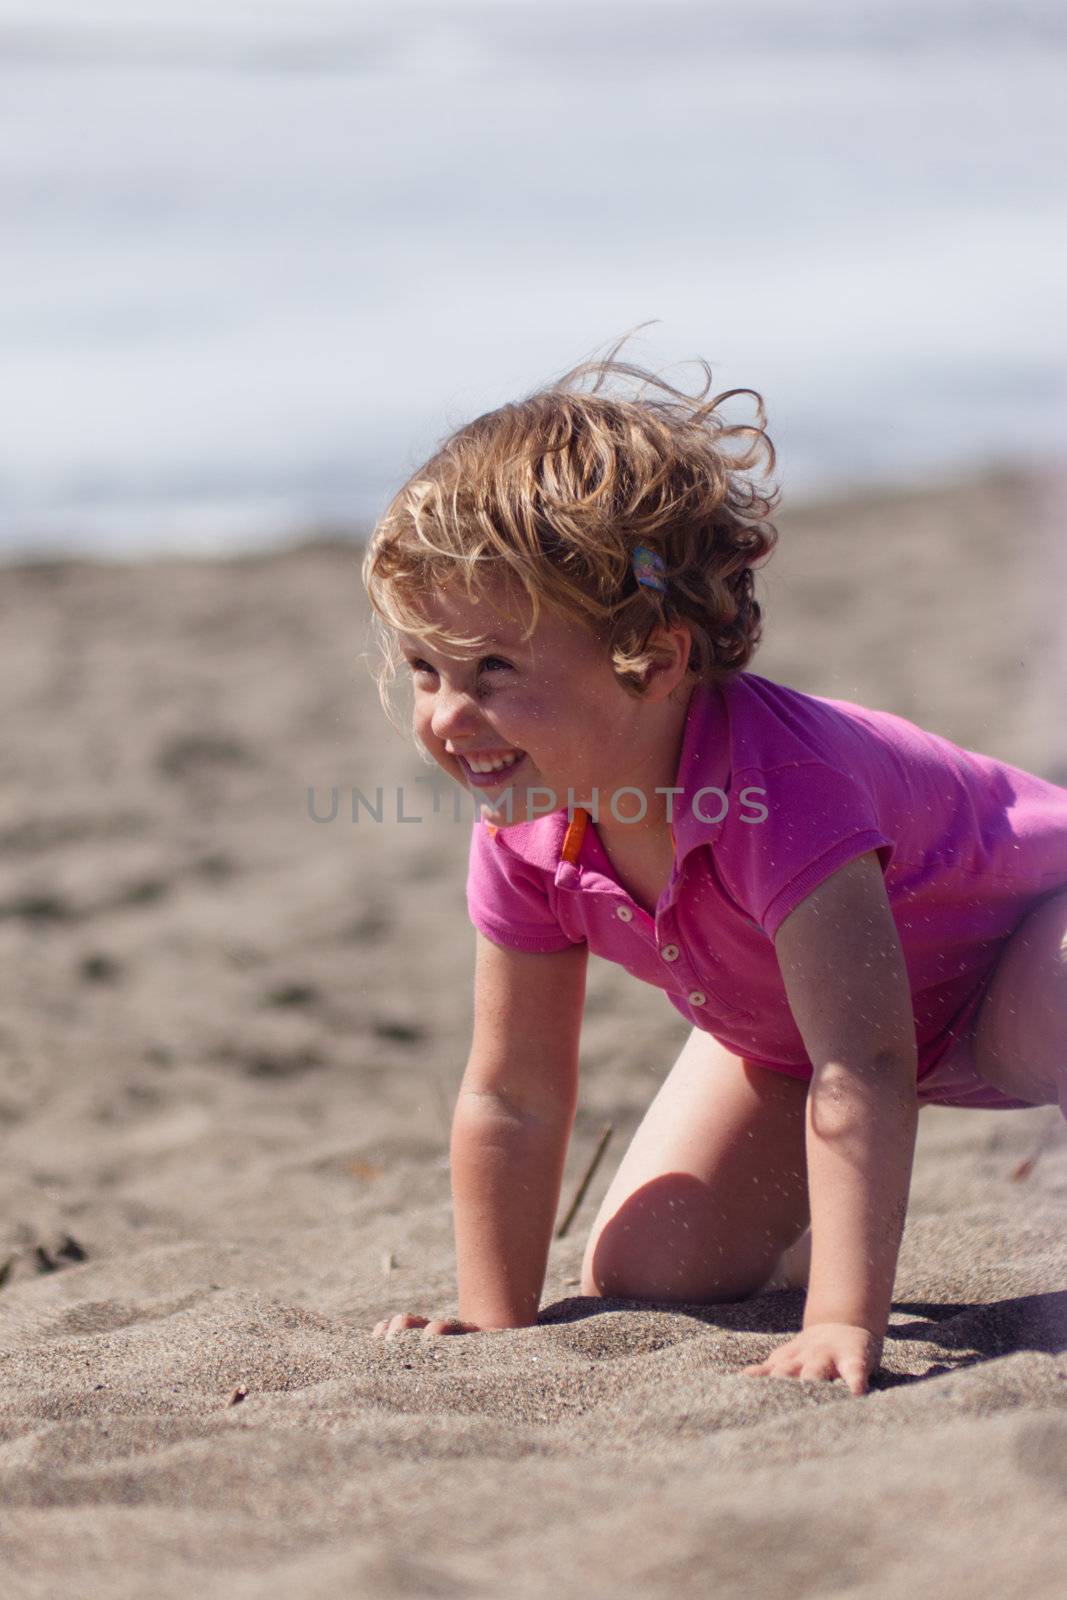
top-left (502, 692), bottom-right (548, 727)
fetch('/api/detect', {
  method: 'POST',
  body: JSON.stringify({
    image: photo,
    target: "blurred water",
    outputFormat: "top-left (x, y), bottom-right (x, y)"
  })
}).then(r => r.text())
top-left (2, 0), bottom-right (1065, 556)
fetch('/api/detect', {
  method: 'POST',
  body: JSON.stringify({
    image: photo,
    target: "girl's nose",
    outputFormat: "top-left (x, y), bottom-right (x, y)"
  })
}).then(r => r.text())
top-left (430, 685), bottom-right (482, 743)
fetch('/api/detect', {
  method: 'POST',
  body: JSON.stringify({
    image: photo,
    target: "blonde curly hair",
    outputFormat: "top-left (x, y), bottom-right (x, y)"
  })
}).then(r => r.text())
top-left (362, 329), bottom-right (779, 731)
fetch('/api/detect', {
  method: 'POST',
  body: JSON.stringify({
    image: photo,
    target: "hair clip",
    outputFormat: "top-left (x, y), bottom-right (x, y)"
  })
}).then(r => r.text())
top-left (632, 545), bottom-right (668, 595)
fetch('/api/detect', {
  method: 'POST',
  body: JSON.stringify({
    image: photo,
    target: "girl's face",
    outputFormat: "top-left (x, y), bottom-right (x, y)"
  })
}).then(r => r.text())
top-left (398, 580), bottom-right (665, 829)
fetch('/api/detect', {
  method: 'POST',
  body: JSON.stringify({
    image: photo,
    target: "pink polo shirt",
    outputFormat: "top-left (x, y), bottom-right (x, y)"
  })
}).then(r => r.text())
top-left (465, 671), bottom-right (1067, 1085)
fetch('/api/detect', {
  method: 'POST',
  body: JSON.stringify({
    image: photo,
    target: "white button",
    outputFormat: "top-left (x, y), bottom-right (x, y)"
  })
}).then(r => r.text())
top-left (661, 944), bottom-right (680, 962)
top-left (688, 990), bottom-right (707, 1007)
top-left (615, 905), bottom-right (634, 922)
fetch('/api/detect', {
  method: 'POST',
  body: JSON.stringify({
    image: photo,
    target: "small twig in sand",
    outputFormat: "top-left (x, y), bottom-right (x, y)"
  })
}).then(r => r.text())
top-left (381, 1251), bottom-right (396, 1274)
top-left (228, 1385), bottom-right (248, 1406)
top-left (556, 1123), bottom-right (613, 1240)
top-left (1008, 1107), bottom-right (1064, 1181)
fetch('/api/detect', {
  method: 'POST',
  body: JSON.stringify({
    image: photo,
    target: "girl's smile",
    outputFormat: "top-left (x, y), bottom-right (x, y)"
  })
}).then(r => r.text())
top-left (453, 749), bottom-right (529, 788)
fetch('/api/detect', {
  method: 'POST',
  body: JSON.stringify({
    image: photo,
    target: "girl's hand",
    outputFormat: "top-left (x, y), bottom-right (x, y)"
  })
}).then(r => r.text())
top-left (371, 1312), bottom-right (492, 1340)
top-left (740, 1322), bottom-right (883, 1396)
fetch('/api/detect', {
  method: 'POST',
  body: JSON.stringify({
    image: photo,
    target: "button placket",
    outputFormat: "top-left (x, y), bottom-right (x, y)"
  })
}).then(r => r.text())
top-left (656, 909), bottom-right (685, 972)
top-left (657, 918), bottom-right (704, 1002)
top-left (655, 914), bottom-right (751, 1021)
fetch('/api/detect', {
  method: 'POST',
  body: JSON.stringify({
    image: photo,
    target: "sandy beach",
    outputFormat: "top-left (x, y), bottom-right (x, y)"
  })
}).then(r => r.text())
top-left (1, 463), bottom-right (1066, 1599)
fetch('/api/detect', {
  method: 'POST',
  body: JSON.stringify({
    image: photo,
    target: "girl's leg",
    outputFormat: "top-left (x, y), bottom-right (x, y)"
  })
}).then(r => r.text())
top-left (579, 1029), bottom-right (811, 1305)
top-left (970, 888), bottom-right (1067, 1116)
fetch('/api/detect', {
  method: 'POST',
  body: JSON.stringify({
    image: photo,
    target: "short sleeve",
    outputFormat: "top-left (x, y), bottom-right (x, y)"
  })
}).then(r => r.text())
top-left (466, 821), bottom-right (582, 954)
top-left (717, 762), bottom-right (895, 942)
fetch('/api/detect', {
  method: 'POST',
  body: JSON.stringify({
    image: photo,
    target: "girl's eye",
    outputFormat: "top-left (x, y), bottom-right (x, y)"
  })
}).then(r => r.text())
top-left (406, 657), bottom-right (512, 677)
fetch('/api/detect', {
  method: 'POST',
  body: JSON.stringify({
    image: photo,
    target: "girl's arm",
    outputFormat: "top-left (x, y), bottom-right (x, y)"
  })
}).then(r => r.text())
top-left (745, 850), bottom-right (919, 1392)
top-left (451, 934), bottom-right (588, 1328)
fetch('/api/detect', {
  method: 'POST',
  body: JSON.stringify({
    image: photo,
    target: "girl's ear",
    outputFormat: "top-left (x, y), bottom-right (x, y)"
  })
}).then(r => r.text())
top-left (642, 622), bottom-right (694, 703)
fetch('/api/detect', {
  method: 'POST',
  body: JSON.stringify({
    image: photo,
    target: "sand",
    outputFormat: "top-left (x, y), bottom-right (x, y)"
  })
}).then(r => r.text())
top-left (1, 464), bottom-right (1066, 1599)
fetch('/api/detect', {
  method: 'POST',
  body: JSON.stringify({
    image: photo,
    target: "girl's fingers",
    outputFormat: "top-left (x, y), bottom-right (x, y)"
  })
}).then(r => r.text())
top-left (392, 1314), bottom-right (430, 1337)
top-left (742, 1343), bottom-right (870, 1392)
top-left (371, 1313), bottom-right (488, 1340)
top-left (371, 1313), bottom-right (431, 1339)
top-left (798, 1352), bottom-right (838, 1381)
top-left (371, 1318), bottom-right (403, 1337)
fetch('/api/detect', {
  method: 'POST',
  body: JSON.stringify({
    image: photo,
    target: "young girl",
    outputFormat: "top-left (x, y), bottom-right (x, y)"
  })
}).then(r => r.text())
top-left (364, 342), bottom-right (1067, 1396)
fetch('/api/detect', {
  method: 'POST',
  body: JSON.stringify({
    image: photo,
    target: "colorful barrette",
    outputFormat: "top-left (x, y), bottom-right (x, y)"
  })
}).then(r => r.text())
top-left (632, 545), bottom-right (668, 595)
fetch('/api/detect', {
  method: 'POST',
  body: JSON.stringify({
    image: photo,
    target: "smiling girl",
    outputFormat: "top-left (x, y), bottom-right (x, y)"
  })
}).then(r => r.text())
top-left (363, 338), bottom-right (1067, 1395)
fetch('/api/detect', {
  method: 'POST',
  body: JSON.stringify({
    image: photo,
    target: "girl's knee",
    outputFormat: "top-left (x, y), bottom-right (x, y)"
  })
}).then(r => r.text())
top-left (577, 1174), bottom-right (790, 1306)
top-left (578, 1251), bottom-right (769, 1306)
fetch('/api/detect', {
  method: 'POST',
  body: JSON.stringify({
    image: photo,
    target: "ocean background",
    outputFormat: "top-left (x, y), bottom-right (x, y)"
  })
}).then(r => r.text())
top-left (2, 0), bottom-right (1065, 557)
